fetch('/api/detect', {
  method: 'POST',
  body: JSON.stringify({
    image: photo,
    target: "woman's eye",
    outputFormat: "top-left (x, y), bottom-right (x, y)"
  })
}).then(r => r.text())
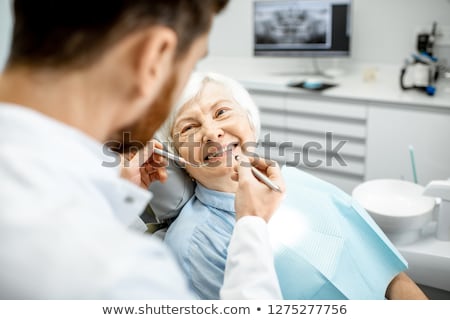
top-left (181, 125), bottom-right (194, 134)
top-left (215, 108), bottom-right (229, 117)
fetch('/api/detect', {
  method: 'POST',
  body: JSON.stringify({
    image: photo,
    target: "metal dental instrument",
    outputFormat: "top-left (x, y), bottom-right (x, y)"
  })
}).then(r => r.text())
top-left (235, 155), bottom-right (282, 193)
top-left (152, 147), bottom-right (207, 168)
top-left (250, 166), bottom-right (282, 193)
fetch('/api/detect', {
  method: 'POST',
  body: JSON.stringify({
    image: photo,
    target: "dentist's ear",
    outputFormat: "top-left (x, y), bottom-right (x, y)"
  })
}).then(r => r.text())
top-left (134, 26), bottom-right (178, 100)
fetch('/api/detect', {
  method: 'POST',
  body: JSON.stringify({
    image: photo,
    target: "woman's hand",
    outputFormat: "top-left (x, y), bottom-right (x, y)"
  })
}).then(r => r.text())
top-left (232, 155), bottom-right (285, 223)
top-left (385, 272), bottom-right (428, 300)
top-left (120, 140), bottom-right (168, 189)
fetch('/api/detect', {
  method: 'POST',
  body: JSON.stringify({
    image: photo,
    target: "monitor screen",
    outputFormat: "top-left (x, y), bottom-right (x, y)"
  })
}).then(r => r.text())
top-left (254, 0), bottom-right (351, 57)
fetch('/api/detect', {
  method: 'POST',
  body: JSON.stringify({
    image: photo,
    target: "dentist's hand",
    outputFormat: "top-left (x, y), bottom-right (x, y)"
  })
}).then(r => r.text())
top-left (120, 140), bottom-right (168, 189)
top-left (232, 155), bottom-right (285, 223)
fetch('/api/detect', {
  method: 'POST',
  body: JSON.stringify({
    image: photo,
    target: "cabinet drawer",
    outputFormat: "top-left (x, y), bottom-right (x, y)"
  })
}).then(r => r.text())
top-left (286, 96), bottom-right (367, 120)
top-left (286, 115), bottom-right (366, 139)
top-left (260, 127), bottom-right (286, 143)
top-left (250, 91), bottom-right (285, 110)
top-left (260, 110), bottom-right (285, 128)
top-left (286, 131), bottom-right (366, 158)
top-left (282, 148), bottom-right (365, 177)
top-left (255, 144), bottom-right (285, 163)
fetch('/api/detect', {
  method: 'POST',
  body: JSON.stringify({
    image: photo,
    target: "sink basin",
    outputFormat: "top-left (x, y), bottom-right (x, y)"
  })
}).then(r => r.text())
top-left (352, 179), bottom-right (436, 245)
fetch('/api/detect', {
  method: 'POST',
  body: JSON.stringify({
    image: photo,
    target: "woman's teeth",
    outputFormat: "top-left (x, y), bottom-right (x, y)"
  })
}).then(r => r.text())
top-left (205, 144), bottom-right (237, 160)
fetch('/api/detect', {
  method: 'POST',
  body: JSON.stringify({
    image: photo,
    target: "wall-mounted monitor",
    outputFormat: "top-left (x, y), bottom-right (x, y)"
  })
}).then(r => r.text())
top-left (254, 0), bottom-right (352, 57)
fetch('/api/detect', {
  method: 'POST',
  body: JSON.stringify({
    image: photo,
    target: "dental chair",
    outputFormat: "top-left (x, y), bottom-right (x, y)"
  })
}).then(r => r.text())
top-left (141, 160), bottom-right (408, 300)
top-left (140, 159), bottom-right (194, 239)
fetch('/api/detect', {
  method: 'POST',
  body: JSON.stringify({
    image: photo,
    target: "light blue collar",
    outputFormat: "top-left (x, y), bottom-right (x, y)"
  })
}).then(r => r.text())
top-left (194, 183), bottom-right (236, 213)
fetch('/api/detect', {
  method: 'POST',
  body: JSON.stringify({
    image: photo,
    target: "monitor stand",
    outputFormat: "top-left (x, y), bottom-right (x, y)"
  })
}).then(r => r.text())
top-left (272, 57), bottom-right (335, 79)
top-left (302, 57), bottom-right (334, 79)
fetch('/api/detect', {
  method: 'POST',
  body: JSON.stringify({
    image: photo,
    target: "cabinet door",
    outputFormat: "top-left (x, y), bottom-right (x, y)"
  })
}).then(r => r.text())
top-left (284, 95), bottom-right (368, 194)
top-left (249, 90), bottom-right (287, 163)
top-left (365, 106), bottom-right (450, 185)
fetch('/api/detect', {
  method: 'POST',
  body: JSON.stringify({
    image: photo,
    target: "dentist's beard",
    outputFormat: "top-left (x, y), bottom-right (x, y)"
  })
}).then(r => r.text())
top-left (109, 72), bottom-right (178, 154)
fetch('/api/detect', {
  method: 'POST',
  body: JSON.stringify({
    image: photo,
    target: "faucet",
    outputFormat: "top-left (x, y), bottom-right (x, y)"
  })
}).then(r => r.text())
top-left (423, 180), bottom-right (450, 241)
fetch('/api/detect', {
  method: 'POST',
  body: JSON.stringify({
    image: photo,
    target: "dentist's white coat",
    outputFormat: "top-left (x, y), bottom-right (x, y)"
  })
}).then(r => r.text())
top-left (0, 103), bottom-right (281, 299)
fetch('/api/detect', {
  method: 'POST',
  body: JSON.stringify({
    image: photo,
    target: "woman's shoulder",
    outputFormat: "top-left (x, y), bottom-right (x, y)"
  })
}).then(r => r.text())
top-left (164, 195), bottom-right (230, 287)
top-left (164, 196), bottom-right (215, 249)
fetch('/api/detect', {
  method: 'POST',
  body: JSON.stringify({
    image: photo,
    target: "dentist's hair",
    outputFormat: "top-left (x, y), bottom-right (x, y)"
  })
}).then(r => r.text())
top-left (7, 0), bottom-right (228, 69)
top-left (155, 72), bottom-right (261, 154)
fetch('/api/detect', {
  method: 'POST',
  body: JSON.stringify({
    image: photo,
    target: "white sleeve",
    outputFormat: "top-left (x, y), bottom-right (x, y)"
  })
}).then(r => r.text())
top-left (220, 216), bottom-right (282, 299)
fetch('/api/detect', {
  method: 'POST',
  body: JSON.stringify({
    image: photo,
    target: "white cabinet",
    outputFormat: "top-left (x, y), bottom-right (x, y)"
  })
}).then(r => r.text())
top-left (248, 88), bottom-right (450, 194)
top-left (250, 89), bottom-right (368, 194)
top-left (365, 104), bottom-right (450, 185)
top-left (250, 90), bottom-right (288, 163)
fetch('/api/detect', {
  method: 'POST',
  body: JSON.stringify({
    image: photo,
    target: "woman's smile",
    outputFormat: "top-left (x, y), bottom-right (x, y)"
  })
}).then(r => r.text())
top-left (204, 142), bottom-right (239, 163)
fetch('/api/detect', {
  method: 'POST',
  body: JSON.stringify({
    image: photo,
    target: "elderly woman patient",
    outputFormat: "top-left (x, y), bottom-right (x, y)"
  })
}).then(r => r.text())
top-left (156, 72), bottom-right (427, 300)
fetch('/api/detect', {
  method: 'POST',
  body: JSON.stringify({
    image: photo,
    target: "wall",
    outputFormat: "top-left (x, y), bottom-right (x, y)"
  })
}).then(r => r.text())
top-left (1, 0), bottom-right (449, 69)
top-left (0, 0), bottom-right (12, 71)
top-left (209, 0), bottom-right (450, 65)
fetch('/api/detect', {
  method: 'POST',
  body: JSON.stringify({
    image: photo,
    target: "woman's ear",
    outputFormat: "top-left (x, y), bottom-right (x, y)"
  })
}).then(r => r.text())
top-left (134, 26), bottom-right (178, 100)
top-left (246, 112), bottom-right (258, 141)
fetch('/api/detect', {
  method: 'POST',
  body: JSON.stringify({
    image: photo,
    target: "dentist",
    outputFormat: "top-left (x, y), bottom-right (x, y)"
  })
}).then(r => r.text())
top-left (0, 0), bottom-right (284, 299)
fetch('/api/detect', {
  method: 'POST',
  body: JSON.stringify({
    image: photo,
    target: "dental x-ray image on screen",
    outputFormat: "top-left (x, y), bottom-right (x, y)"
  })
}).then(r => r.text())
top-left (255, 1), bottom-right (331, 48)
top-left (254, 0), bottom-right (351, 56)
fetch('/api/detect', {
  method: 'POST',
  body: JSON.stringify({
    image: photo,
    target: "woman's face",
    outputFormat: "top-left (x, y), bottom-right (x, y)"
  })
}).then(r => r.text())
top-left (172, 81), bottom-right (256, 191)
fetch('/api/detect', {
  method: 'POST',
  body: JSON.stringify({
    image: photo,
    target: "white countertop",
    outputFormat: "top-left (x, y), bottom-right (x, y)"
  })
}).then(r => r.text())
top-left (197, 57), bottom-right (450, 111)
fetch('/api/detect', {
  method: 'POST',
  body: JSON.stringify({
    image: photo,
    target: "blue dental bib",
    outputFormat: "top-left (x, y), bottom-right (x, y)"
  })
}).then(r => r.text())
top-left (269, 167), bottom-right (407, 299)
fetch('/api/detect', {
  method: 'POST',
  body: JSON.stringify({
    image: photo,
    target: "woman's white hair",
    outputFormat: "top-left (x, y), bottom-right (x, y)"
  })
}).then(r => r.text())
top-left (155, 71), bottom-right (260, 154)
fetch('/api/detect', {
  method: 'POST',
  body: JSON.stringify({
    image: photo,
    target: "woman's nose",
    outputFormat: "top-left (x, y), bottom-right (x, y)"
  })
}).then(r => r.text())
top-left (202, 122), bottom-right (224, 143)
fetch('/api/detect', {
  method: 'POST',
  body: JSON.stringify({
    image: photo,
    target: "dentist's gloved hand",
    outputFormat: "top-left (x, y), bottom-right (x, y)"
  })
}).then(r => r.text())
top-left (232, 155), bottom-right (285, 223)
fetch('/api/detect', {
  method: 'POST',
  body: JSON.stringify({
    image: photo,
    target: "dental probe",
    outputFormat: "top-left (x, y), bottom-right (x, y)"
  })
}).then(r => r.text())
top-left (235, 155), bottom-right (282, 193)
top-left (152, 148), bottom-right (207, 167)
